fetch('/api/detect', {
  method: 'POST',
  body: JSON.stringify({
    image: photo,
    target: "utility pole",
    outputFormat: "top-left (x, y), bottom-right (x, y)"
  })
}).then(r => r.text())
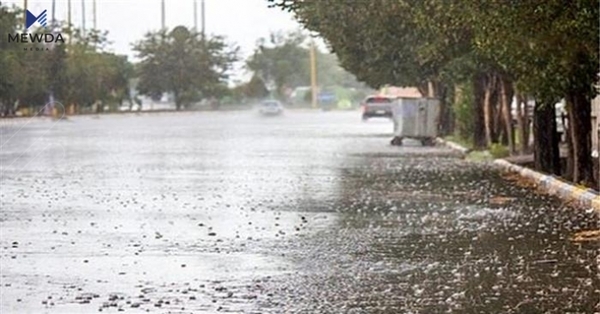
top-left (161, 0), bottom-right (165, 29)
top-left (201, 0), bottom-right (205, 39)
top-left (81, 0), bottom-right (86, 35)
top-left (68, 0), bottom-right (71, 27)
top-left (52, 0), bottom-right (56, 26)
top-left (193, 0), bottom-right (198, 31)
top-left (68, 0), bottom-right (72, 44)
top-left (310, 40), bottom-right (318, 109)
top-left (23, 0), bottom-right (27, 28)
top-left (158, 0), bottom-right (167, 111)
top-left (93, 0), bottom-right (97, 30)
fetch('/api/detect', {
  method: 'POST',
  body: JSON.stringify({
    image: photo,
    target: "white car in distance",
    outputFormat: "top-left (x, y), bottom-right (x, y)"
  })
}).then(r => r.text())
top-left (259, 100), bottom-right (284, 116)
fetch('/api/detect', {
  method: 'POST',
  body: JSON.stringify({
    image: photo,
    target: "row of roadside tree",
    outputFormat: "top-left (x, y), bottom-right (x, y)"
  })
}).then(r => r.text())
top-left (0, 3), bottom-right (238, 114)
top-left (0, 3), bottom-right (369, 116)
top-left (269, 0), bottom-right (599, 188)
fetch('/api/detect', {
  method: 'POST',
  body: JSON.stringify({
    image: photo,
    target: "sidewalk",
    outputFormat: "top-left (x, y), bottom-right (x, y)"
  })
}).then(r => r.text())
top-left (503, 147), bottom-right (569, 166)
top-left (438, 138), bottom-right (600, 213)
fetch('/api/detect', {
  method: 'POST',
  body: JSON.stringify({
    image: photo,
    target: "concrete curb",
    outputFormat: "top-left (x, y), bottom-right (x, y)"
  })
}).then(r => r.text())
top-left (435, 138), bottom-right (471, 155)
top-left (494, 159), bottom-right (600, 213)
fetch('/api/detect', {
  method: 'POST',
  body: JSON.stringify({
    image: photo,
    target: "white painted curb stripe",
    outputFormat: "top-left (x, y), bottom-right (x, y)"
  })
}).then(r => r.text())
top-left (435, 138), bottom-right (471, 154)
top-left (493, 159), bottom-right (600, 213)
top-left (437, 140), bottom-right (600, 212)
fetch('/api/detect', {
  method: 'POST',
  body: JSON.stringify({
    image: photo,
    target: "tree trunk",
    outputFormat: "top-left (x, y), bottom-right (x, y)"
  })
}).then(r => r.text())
top-left (594, 156), bottom-right (600, 191)
top-left (524, 98), bottom-right (531, 152)
top-left (515, 93), bottom-right (528, 153)
top-left (492, 85), bottom-right (503, 144)
top-left (436, 83), bottom-right (452, 137)
top-left (483, 74), bottom-right (494, 147)
top-left (447, 88), bottom-right (456, 135)
top-left (515, 94), bottom-right (524, 151)
top-left (422, 80), bottom-right (453, 137)
top-left (417, 81), bottom-right (429, 97)
top-left (566, 91), bottom-right (593, 186)
top-left (454, 84), bottom-right (465, 136)
top-left (500, 78), bottom-right (515, 153)
top-left (565, 110), bottom-right (574, 181)
top-left (533, 101), bottom-right (560, 175)
top-left (428, 81), bottom-right (435, 97)
top-left (473, 74), bottom-right (487, 149)
top-left (174, 90), bottom-right (181, 111)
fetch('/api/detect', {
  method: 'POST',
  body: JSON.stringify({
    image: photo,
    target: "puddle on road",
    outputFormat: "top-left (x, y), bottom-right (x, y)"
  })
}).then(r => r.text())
top-left (2, 251), bottom-right (290, 313)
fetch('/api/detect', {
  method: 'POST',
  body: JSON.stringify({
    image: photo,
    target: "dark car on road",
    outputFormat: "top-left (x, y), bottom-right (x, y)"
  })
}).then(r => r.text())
top-left (361, 95), bottom-right (394, 121)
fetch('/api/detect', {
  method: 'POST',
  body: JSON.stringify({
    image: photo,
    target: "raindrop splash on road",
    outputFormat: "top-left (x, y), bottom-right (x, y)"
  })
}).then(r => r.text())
top-left (0, 111), bottom-right (598, 313)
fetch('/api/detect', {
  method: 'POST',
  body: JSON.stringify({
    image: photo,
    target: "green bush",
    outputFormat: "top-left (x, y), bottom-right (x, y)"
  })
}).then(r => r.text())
top-left (303, 91), bottom-right (313, 103)
top-left (489, 143), bottom-right (510, 158)
top-left (444, 135), bottom-right (473, 150)
top-left (467, 150), bottom-right (493, 161)
top-left (220, 96), bottom-right (235, 105)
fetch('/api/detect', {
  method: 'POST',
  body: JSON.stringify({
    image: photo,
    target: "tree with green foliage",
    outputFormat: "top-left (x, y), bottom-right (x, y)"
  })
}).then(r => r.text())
top-left (0, 3), bottom-right (134, 115)
top-left (317, 52), bottom-right (366, 90)
top-left (270, 0), bottom-right (599, 187)
top-left (0, 4), bottom-right (19, 114)
top-left (243, 75), bottom-right (270, 99)
top-left (134, 26), bottom-right (239, 110)
top-left (246, 30), bottom-right (310, 99)
top-left (268, 0), bottom-right (468, 136)
top-left (456, 0), bottom-right (599, 184)
top-left (55, 28), bottom-right (134, 113)
top-left (246, 30), bottom-right (366, 100)
top-left (0, 4), bottom-right (52, 113)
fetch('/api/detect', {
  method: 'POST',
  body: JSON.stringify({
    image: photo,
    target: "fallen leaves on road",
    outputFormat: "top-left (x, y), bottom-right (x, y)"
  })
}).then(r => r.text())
top-left (501, 172), bottom-right (538, 189)
top-left (571, 230), bottom-right (600, 242)
top-left (489, 196), bottom-right (516, 205)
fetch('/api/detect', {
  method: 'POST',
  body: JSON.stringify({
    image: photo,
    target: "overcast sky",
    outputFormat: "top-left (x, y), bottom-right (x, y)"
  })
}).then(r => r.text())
top-left (5, 0), bottom-right (311, 80)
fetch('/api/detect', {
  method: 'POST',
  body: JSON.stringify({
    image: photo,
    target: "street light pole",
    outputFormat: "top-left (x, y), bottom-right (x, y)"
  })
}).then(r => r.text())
top-left (93, 0), bottom-right (97, 30)
top-left (23, 0), bottom-right (27, 28)
top-left (52, 0), bottom-right (56, 26)
top-left (68, 0), bottom-right (72, 44)
top-left (201, 0), bottom-right (205, 38)
top-left (161, 0), bottom-right (165, 29)
top-left (81, 0), bottom-right (86, 35)
top-left (193, 0), bottom-right (198, 31)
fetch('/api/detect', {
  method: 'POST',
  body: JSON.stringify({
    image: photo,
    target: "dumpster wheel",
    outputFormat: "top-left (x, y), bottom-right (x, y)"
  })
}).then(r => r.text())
top-left (391, 136), bottom-right (403, 146)
top-left (421, 138), bottom-right (435, 147)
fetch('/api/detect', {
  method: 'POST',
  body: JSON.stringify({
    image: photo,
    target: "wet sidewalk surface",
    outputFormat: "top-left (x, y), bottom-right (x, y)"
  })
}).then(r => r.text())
top-left (0, 111), bottom-right (598, 313)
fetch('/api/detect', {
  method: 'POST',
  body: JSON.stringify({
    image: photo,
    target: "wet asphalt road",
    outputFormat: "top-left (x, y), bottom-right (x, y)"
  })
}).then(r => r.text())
top-left (0, 110), bottom-right (598, 314)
